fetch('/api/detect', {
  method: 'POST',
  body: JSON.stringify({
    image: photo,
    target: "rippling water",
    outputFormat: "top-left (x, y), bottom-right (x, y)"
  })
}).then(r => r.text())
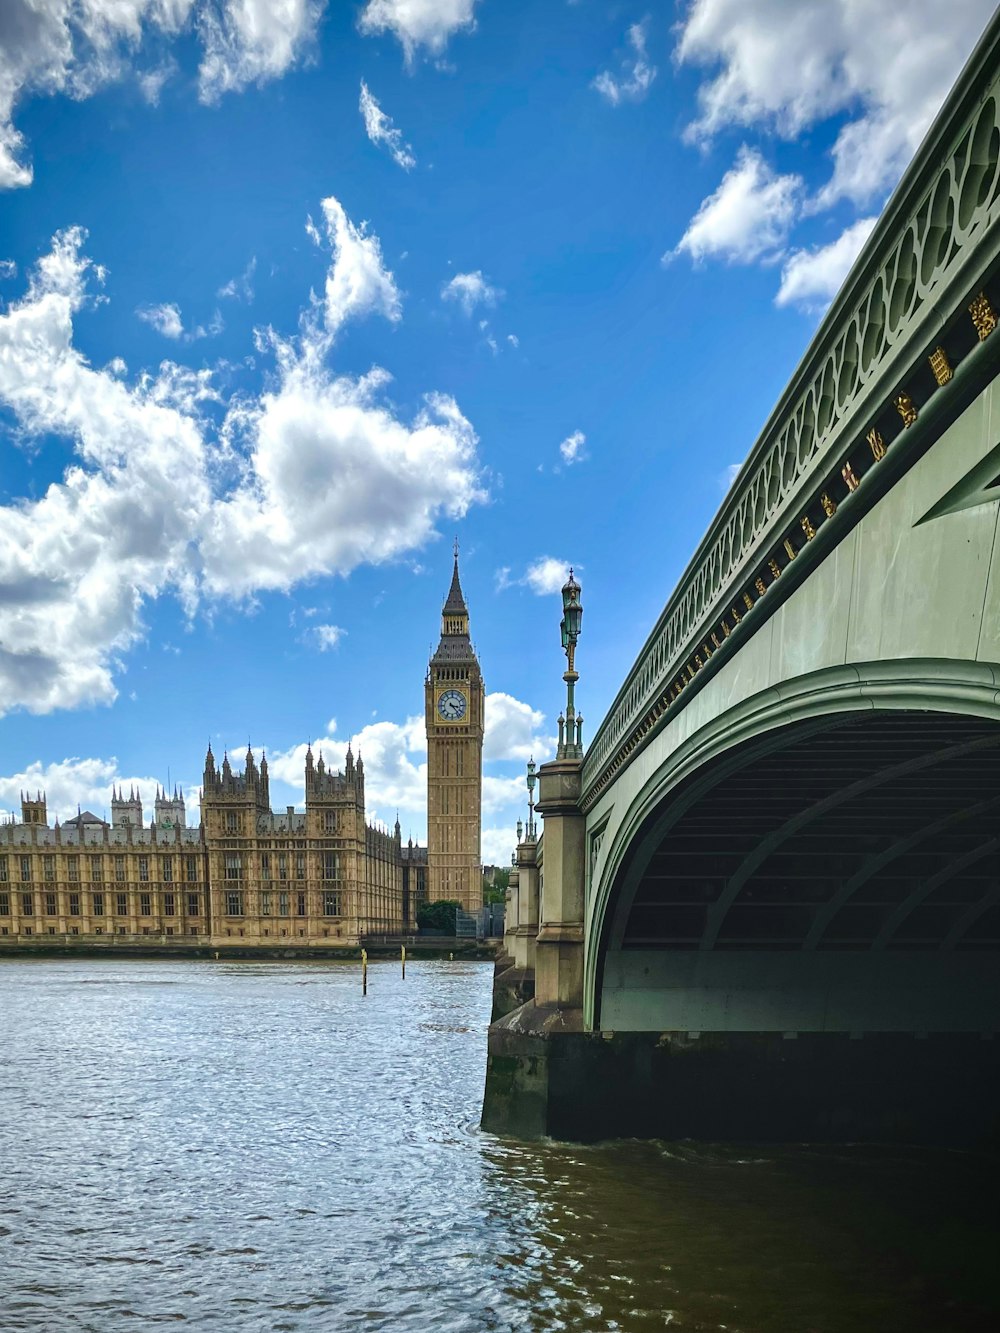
top-left (1, 958), bottom-right (997, 1332)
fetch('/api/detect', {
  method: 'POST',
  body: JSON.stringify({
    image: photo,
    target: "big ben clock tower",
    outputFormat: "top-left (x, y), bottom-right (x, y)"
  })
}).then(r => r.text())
top-left (425, 546), bottom-right (484, 913)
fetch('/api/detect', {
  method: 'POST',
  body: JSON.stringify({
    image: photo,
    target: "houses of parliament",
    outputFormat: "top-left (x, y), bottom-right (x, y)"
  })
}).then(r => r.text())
top-left (0, 558), bottom-right (485, 948)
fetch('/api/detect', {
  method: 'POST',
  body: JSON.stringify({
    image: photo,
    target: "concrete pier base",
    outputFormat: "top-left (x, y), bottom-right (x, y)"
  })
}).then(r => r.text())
top-left (482, 1008), bottom-right (1000, 1147)
top-left (490, 957), bottom-right (535, 1022)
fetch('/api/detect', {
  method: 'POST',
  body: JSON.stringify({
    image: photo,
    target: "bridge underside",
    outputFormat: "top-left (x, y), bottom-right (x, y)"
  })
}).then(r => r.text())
top-left (600, 709), bottom-right (1000, 1034)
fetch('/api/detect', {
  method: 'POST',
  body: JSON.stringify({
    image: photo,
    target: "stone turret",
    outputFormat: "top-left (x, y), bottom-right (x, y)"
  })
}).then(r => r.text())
top-left (20, 791), bottom-right (47, 826)
top-left (154, 784), bottom-right (186, 829)
top-left (203, 746), bottom-right (269, 808)
top-left (112, 785), bottom-right (143, 829)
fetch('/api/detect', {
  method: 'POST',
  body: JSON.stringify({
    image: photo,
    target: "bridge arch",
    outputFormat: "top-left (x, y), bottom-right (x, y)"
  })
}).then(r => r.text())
top-left (587, 658), bottom-right (1000, 1032)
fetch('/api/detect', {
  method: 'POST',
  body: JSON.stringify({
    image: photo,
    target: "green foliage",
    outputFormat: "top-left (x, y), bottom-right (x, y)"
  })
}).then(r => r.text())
top-left (416, 899), bottom-right (461, 933)
top-left (483, 867), bottom-right (510, 904)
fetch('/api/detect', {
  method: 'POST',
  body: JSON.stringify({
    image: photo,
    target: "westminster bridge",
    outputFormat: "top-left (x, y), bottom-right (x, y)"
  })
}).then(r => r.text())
top-left (484, 16), bottom-right (1000, 1144)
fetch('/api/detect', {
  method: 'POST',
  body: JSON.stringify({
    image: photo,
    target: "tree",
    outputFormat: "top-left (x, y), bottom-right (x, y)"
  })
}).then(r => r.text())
top-left (416, 899), bottom-right (461, 933)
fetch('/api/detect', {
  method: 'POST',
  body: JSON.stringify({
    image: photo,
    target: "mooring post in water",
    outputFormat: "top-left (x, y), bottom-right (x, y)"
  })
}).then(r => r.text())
top-left (362, 948), bottom-right (368, 995)
top-left (401, 945), bottom-right (406, 979)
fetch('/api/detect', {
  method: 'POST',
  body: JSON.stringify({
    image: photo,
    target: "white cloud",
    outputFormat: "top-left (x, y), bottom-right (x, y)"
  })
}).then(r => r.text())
top-left (506, 333), bottom-right (519, 348)
top-left (138, 58), bottom-right (177, 105)
top-left (484, 693), bottom-right (551, 763)
top-left (671, 146), bottom-right (801, 265)
top-left (137, 301), bottom-right (223, 340)
top-left (482, 826), bottom-right (517, 867)
top-left (217, 256), bottom-right (256, 302)
top-left (317, 196), bottom-right (402, 336)
top-left (441, 270), bottom-right (501, 315)
top-left (0, 204), bottom-right (483, 717)
top-left (482, 773), bottom-right (527, 814)
top-left (359, 80), bottom-right (416, 170)
top-left (676, 0), bottom-right (995, 206)
top-left (197, 0), bottom-right (324, 103)
top-left (593, 19), bottom-right (657, 106)
top-left (524, 556), bottom-right (575, 596)
top-left (0, 756), bottom-right (181, 826)
top-left (776, 216), bottom-right (878, 310)
top-left (0, 2), bottom-right (327, 191)
top-left (559, 429), bottom-right (586, 466)
top-left (358, 0), bottom-right (479, 62)
top-left (496, 558), bottom-right (579, 596)
top-left (0, 260), bottom-right (17, 279)
top-left (137, 302), bottom-right (184, 339)
top-left (202, 364), bottom-right (481, 598)
top-left (311, 623), bottom-right (346, 651)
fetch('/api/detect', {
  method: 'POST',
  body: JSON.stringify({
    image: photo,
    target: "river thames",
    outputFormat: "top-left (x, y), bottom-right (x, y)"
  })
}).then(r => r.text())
top-left (0, 958), bottom-right (997, 1332)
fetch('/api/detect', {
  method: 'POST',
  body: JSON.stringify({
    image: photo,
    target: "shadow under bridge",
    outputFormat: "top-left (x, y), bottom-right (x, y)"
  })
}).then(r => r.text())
top-left (597, 708), bottom-right (1000, 1036)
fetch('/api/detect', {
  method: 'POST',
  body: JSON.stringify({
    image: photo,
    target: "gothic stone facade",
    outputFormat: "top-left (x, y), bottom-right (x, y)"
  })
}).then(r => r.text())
top-left (0, 558), bottom-right (483, 948)
top-left (0, 761), bottom-right (427, 948)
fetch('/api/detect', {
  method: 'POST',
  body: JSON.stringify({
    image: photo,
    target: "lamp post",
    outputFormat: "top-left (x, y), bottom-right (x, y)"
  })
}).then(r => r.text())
top-left (558, 568), bottom-right (584, 759)
top-left (526, 756), bottom-right (537, 840)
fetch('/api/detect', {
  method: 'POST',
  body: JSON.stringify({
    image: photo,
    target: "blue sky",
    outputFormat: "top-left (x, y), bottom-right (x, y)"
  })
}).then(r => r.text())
top-left (0, 0), bottom-right (995, 861)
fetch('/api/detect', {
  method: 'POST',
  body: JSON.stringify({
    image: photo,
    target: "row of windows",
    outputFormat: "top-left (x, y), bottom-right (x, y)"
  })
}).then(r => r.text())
top-left (222, 891), bottom-right (341, 917)
top-left (0, 891), bottom-right (202, 917)
top-left (2, 926), bottom-right (202, 938)
top-left (0, 854), bottom-right (202, 884)
top-left (222, 811), bottom-right (339, 834)
top-left (1, 888), bottom-right (356, 920)
top-left (222, 852), bottom-right (341, 881)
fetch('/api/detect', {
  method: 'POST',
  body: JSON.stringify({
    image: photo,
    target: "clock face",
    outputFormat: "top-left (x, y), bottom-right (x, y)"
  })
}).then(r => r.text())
top-left (438, 689), bottom-right (467, 721)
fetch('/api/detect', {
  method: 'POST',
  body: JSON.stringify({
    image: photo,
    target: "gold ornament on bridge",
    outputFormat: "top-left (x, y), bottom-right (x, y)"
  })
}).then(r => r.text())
top-left (721, 620), bottom-right (731, 637)
top-left (755, 577), bottom-right (767, 596)
top-left (969, 292), bottom-right (997, 341)
top-left (895, 392), bottom-right (917, 427)
top-left (711, 631), bottom-right (722, 649)
top-left (928, 347), bottom-right (953, 386)
top-left (731, 604), bottom-right (743, 623)
top-left (867, 428), bottom-right (886, 461)
top-left (743, 592), bottom-right (754, 611)
top-left (841, 462), bottom-right (860, 492)
top-left (694, 652), bottom-right (703, 669)
top-left (783, 538), bottom-right (797, 561)
top-left (801, 515), bottom-right (816, 540)
top-left (820, 492), bottom-right (837, 517)
top-left (768, 559), bottom-right (782, 580)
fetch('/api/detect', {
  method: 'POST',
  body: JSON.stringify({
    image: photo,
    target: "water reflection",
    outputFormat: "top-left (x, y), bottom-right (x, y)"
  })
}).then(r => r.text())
top-left (0, 959), bottom-right (996, 1331)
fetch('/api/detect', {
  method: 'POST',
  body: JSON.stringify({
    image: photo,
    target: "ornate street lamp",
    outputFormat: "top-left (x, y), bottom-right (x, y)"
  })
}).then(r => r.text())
top-left (558, 568), bottom-right (584, 758)
top-left (526, 756), bottom-right (537, 840)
